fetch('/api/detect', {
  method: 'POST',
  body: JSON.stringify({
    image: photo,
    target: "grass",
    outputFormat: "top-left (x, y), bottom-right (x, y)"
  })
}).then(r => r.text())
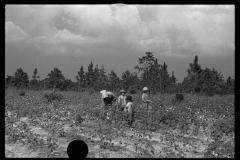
top-left (5, 89), bottom-right (234, 158)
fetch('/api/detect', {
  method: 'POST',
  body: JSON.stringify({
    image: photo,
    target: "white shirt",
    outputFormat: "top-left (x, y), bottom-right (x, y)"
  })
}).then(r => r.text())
top-left (101, 91), bottom-right (115, 99)
top-left (118, 95), bottom-right (126, 105)
top-left (125, 102), bottom-right (133, 113)
top-left (142, 93), bottom-right (148, 103)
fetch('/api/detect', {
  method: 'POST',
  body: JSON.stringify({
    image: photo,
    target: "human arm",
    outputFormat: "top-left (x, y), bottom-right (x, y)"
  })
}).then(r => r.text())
top-left (142, 94), bottom-right (152, 103)
top-left (142, 94), bottom-right (148, 103)
top-left (118, 96), bottom-right (121, 104)
top-left (146, 100), bottom-right (152, 103)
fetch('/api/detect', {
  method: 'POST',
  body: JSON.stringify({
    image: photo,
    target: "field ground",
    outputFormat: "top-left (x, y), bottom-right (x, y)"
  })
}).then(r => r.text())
top-left (5, 89), bottom-right (234, 158)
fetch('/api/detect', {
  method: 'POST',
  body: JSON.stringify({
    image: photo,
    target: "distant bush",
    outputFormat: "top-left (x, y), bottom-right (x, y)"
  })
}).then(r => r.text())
top-left (151, 90), bottom-right (157, 95)
top-left (128, 86), bottom-right (138, 94)
top-left (44, 91), bottom-right (63, 102)
top-left (19, 90), bottom-right (26, 96)
top-left (88, 88), bottom-right (95, 95)
top-left (82, 96), bottom-right (90, 106)
top-left (172, 94), bottom-right (184, 105)
top-left (80, 88), bottom-right (86, 92)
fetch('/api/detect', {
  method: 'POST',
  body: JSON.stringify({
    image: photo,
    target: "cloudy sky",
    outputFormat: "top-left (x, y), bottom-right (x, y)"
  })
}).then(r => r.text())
top-left (5, 5), bottom-right (235, 82)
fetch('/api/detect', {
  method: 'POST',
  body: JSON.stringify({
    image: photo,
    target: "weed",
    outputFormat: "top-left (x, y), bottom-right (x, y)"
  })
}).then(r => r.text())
top-left (75, 114), bottom-right (84, 126)
top-left (5, 89), bottom-right (235, 158)
top-left (19, 90), bottom-right (26, 96)
top-left (44, 92), bottom-right (63, 102)
top-left (88, 88), bottom-right (95, 95)
top-left (82, 96), bottom-right (90, 106)
top-left (20, 106), bottom-right (33, 117)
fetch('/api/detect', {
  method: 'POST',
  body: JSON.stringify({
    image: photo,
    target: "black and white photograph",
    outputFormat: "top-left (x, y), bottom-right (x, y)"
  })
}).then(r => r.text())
top-left (5, 4), bottom-right (234, 158)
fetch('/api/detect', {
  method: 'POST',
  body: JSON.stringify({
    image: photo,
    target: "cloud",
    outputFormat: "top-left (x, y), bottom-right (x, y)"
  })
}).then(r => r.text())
top-left (5, 5), bottom-right (234, 57)
top-left (5, 21), bottom-right (28, 42)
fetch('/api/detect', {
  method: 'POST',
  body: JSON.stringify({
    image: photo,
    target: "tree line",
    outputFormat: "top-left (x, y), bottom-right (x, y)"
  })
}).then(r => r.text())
top-left (5, 52), bottom-right (234, 96)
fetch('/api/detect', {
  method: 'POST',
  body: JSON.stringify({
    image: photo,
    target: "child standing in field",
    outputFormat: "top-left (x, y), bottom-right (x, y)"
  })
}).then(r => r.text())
top-left (118, 89), bottom-right (127, 111)
top-left (142, 87), bottom-right (152, 116)
top-left (124, 96), bottom-right (134, 126)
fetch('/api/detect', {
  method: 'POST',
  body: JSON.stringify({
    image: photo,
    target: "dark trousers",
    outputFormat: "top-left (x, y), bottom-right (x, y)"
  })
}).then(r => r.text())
top-left (127, 112), bottom-right (134, 125)
top-left (103, 97), bottom-right (114, 105)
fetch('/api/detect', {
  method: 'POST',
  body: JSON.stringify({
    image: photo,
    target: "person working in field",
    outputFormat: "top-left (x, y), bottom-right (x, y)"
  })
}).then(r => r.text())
top-left (118, 89), bottom-right (127, 111)
top-left (124, 95), bottom-right (134, 126)
top-left (142, 87), bottom-right (152, 116)
top-left (100, 90), bottom-right (117, 119)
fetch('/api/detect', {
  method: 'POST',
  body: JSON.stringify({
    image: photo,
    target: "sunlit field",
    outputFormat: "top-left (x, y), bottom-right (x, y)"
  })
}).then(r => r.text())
top-left (5, 89), bottom-right (234, 158)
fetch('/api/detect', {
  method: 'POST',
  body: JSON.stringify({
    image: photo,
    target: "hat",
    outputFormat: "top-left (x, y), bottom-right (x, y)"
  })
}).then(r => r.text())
top-left (119, 89), bottom-right (126, 93)
top-left (143, 87), bottom-right (149, 92)
top-left (126, 96), bottom-right (132, 101)
top-left (100, 90), bottom-right (107, 94)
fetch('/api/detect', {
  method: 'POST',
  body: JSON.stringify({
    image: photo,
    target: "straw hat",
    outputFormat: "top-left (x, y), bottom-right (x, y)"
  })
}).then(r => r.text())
top-left (143, 87), bottom-right (149, 92)
top-left (119, 89), bottom-right (126, 93)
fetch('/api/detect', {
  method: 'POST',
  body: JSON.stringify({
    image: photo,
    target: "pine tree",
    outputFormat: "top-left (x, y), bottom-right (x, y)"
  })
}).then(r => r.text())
top-left (46, 68), bottom-right (65, 90)
top-left (108, 70), bottom-right (120, 92)
top-left (226, 76), bottom-right (234, 94)
top-left (93, 65), bottom-right (101, 91)
top-left (161, 62), bottom-right (171, 93)
top-left (135, 52), bottom-right (162, 93)
top-left (186, 55), bottom-right (202, 93)
top-left (31, 68), bottom-right (40, 90)
top-left (99, 65), bottom-right (108, 87)
top-left (135, 52), bottom-right (155, 81)
top-left (5, 75), bottom-right (15, 88)
top-left (187, 55), bottom-right (202, 76)
top-left (13, 68), bottom-right (29, 89)
top-left (121, 70), bottom-right (131, 90)
top-left (86, 61), bottom-right (94, 88)
top-left (76, 66), bottom-right (85, 91)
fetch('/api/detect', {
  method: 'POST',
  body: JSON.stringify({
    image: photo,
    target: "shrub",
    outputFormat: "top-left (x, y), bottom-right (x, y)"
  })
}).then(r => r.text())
top-left (19, 90), bottom-right (26, 96)
top-left (80, 88), bottom-right (86, 92)
top-left (206, 90), bottom-right (215, 97)
top-left (172, 94), bottom-right (184, 105)
top-left (129, 89), bottom-right (137, 94)
top-left (92, 109), bottom-right (101, 118)
top-left (20, 106), bottom-right (32, 117)
top-left (212, 119), bottom-right (234, 139)
top-left (88, 88), bottom-right (95, 95)
top-left (75, 114), bottom-right (84, 126)
top-left (44, 92), bottom-right (63, 102)
top-left (82, 96), bottom-right (90, 106)
top-left (205, 140), bottom-right (234, 158)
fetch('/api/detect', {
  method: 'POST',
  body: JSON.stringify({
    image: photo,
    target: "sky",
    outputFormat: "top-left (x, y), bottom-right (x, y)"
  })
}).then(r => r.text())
top-left (5, 5), bottom-right (235, 83)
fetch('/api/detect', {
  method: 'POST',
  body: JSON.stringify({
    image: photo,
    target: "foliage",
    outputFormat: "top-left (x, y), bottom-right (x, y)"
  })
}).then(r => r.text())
top-left (108, 70), bottom-right (121, 92)
top-left (44, 91), bottom-right (63, 102)
top-left (19, 90), bottom-right (26, 96)
top-left (9, 68), bottom-right (29, 89)
top-left (5, 52), bottom-right (234, 96)
top-left (30, 68), bottom-right (40, 90)
top-left (76, 66), bottom-right (85, 91)
top-left (85, 61), bottom-right (94, 88)
top-left (87, 88), bottom-right (95, 95)
top-left (134, 52), bottom-right (175, 94)
top-left (45, 68), bottom-right (66, 91)
top-left (5, 89), bottom-right (234, 158)
top-left (75, 114), bottom-right (84, 126)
